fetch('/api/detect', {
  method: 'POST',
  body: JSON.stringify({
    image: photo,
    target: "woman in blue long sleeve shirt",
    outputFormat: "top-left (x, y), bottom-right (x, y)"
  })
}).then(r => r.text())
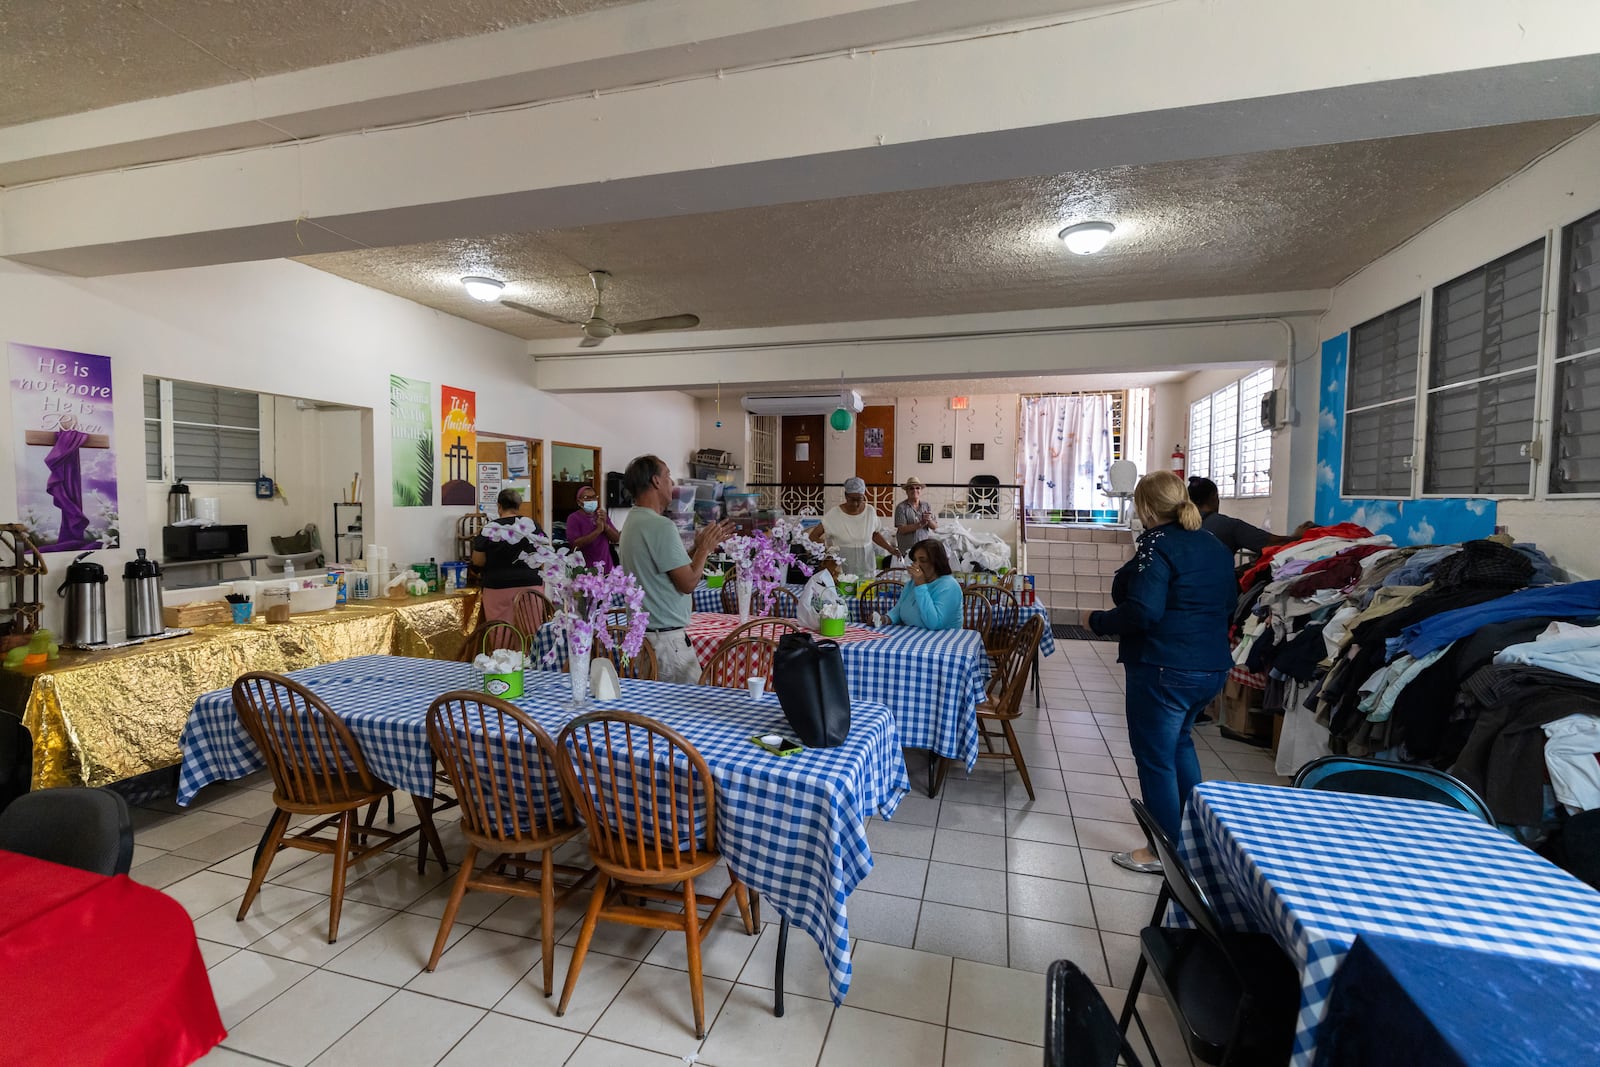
top-left (1086, 470), bottom-right (1237, 874)
top-left (889, 539), bottom-right (963, 629)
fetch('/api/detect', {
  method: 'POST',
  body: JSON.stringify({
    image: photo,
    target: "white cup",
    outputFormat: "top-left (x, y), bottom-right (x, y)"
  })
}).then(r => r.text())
top-left (747, 676), bottom-right (766, 700)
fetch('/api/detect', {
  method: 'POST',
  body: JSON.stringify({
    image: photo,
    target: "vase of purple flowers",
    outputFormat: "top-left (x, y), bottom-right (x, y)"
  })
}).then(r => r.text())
top-left (721, 525), bottom-right (812, 620)
top-left (529, 537), bottom-right (648, 705)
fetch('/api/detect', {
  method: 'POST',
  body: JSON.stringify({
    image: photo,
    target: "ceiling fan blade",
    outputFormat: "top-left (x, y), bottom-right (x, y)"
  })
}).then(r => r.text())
top-left (577, 335), bottom-right (605, 348)
top-left (616, 313), bottom-right (701, 334)
top-left (501, 299), bottom-right (582, 326)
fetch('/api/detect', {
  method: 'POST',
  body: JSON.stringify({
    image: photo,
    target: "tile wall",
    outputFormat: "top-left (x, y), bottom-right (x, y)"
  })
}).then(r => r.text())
top-left (1023, 525), bottom-right (1133, 623)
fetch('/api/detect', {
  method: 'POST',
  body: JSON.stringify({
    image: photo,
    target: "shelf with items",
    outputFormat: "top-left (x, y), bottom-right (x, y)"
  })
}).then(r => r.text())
top-left (332, 502), bottom-right (364, 564)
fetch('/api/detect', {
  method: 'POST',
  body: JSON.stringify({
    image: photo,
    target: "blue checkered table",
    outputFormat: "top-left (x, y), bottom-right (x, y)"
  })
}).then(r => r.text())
top-left (534, 614), bottom-right (990, 773)
top-left (178, 655), bottom-right (909, 1003)
top-left (1178, 780), bottom-right (1600, 1066)
top-left (691, 581), bottom-right (1057, 658)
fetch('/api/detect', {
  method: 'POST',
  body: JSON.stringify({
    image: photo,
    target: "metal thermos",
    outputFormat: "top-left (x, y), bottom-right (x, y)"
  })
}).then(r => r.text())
top-left (57, 551), bottom-right (108, 646)
top-left (167, 480), bottom-right (192, 525)
top-left (124, 549), bottom-right (165, 639)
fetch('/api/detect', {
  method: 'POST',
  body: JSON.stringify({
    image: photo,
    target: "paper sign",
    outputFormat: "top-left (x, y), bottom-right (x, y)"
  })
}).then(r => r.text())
top-left (479, 480), bottom-right (502, 512)
top-left (478, 462), bottom-right (502, 483)
top-left (505, 441), bottom-right (528, 476)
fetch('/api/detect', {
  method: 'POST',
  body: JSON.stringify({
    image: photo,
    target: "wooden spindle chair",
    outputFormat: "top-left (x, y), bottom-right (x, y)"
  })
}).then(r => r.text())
top-left (512, 589), bottom-right (553, 635)
top-left (766, 585), bottom-right (800, 619)
top-left (593, 624), bottom-right (658, 681)
top-left (231, 672), bottom-right (444, 943)
top-left (554, 712), bottom-right (757, 1039)
top-left (725, 617), bottom-right (801, 644)
top-left (960, 590), bottom-right (995, 643)
top-left (479, 620), bottom-right (528, 656)
top-left (719, 581), bottom-right (739, 615)
top-left (855, 578), bottom-right (904, 624)
top-left (424, 692), bottom-right (593, 995)
top-left (974, 585), bottom-right (1022, 658)
top-left (696, 636), bottom-right (779, 690)
top-left (972, 616), bottom-right (1046, 800)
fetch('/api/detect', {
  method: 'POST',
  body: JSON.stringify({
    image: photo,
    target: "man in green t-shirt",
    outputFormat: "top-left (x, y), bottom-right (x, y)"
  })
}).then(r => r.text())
top-left (618, 454), bottom-right (734, 683)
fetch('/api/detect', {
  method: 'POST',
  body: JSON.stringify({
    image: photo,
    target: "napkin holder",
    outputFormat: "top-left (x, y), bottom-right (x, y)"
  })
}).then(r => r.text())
top-left (590, 657), bottom-right (621, 701)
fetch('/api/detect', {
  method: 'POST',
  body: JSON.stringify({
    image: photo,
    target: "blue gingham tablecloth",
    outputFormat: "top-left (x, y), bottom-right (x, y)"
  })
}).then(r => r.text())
top-left (1177, 780), bottom-right (1600, 1066)
top-left (533, 615), bottom-right (991, 771)
top-left (180, 655), bottom-right (908, 1003)
top-left (691, 581), bottom-right (1056, 658)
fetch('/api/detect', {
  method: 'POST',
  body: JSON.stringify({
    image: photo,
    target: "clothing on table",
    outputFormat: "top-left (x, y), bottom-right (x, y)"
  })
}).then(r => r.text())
top-left (887, 574), bottom-right (962, 630)
top-left (1426, 538), bottom-right (1535, 592)
top-left (1397, 580), bottom-right (1600, 659)
top-left (1542, 715), bottom-right (1600, 814)
top-left (619, 507), bottom-right (693, 630)
top-left (893, 499), bottom-right (935, 553)
top-left (1200, 510), bottom-right (1276, 555)
top-left (646, 628), bottom-right (700, 685)
top-left (1088, 523), bottom-right (1238, 670)
top-left (1285, 544), bottom-right (1391, 598)
top-left (1124, 663), bottom-right (1227, 841)
top-left (473, 515), bottom-right (545, 589)
top-left (564, 508), bottom-right (615, 568)
top-left (1235, 522), bottom-right (1378, 590)
top-left (1382, 545), bottom-right (1463, 588)
top-left (819, 505), bottom-right (888, 576)
top-left (1512, 542), bottom-right (1566, 586)
top-left (1495, 626), bottom-right (1600, 685)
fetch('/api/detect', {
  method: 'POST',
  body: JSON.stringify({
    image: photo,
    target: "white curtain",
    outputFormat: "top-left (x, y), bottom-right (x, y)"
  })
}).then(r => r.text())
top-left (1021, 394), bottom-right (1114, 512)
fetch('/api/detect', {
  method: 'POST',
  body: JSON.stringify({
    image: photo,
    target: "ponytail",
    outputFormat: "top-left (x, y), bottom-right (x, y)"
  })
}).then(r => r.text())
top-left (1176, 499), bottom-right (1202, 531)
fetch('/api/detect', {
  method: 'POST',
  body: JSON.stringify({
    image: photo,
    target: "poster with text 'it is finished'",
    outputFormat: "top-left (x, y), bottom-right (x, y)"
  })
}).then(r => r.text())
top-left (390, 374), bottom-right (433, 507)
top-left (440, 385), bottom-right (477, 506)
top-left (9, 342), bottom-right (119, 552)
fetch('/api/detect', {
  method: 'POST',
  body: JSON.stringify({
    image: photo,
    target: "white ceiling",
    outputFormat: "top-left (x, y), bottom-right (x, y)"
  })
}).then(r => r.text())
top-left (295, 119), bottom-right (1593, 338)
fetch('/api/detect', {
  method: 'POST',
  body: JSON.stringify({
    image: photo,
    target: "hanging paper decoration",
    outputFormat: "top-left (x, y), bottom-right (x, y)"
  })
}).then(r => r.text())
top-left (829, 408), bottom-right (853, 432)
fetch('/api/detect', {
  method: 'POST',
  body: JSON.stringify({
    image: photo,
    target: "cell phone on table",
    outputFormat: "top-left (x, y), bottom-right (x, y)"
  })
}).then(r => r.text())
top-left (750, 733), bottom-right (804, 756)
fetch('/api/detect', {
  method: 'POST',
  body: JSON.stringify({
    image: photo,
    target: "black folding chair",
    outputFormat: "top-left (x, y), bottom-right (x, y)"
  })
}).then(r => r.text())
top-left (1293, 755), bottom-right (1494, 823)
top-left (0, 786), bottom-right (134, 876)
top-left (1046, 958), bottom-right (1146, 1067)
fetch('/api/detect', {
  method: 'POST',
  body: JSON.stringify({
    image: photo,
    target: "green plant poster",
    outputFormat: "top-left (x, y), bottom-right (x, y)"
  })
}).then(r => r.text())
top-left (390, 374), bottom-right (434, 507)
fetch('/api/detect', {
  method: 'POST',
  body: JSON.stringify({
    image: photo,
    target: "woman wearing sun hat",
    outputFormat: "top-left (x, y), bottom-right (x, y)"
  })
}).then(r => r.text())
top-left (893, 477), bottom-right (939, 554)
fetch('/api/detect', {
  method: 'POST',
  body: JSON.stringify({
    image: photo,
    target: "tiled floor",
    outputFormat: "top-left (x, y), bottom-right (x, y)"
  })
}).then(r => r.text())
top-left (133, 640), bottom-right (1288, 1067)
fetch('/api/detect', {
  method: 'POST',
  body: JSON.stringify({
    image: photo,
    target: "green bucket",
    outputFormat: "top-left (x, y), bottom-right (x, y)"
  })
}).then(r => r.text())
top-left (705, 573), bottom-right (727, 589)
top-left (479, 621), bottom-right (529, 699)
top-left (819, 616), bottom-right (847, 638)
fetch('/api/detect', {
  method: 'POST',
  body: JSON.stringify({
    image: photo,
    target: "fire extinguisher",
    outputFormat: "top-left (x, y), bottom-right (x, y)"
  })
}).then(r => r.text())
top-left (1170, 443), bottom-right (1186, 481)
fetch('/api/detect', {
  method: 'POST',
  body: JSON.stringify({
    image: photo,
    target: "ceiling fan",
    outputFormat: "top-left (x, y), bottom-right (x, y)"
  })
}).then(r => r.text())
top-left (502, 270), bottom-right (700, 347)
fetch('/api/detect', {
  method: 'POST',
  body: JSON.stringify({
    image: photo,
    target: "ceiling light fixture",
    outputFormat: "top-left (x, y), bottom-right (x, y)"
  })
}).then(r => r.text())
top-left (461, 275), bottom-right (505, 301)
top-left (1058, 221), bottom-right (1116, 255)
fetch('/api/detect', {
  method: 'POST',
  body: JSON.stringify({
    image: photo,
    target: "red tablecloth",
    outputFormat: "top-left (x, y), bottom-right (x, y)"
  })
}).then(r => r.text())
top-left (0, 849), bottom-right (226, 1067)
top-left (685, 611), bottom-right (888, 667)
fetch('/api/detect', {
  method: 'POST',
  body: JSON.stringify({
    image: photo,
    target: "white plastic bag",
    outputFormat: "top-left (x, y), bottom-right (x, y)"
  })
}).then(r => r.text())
top-left (797, 569), bottom-right (844, 631)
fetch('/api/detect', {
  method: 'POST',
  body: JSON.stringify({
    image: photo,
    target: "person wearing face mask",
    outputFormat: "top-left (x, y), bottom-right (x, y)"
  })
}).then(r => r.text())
top-left (565, 484), bottom-right (620, 568)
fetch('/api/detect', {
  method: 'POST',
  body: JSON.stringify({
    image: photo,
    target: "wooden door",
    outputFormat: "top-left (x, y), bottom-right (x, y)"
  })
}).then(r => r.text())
top-left (855, 404), bottom-right (895, 515)
top-left (781, 415), bottom-right (824, 514)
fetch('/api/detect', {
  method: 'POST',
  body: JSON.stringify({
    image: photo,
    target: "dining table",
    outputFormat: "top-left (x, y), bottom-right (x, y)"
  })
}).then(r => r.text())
top-left (533, 612), bottom-right (992, 792)
top-left (178, 654), bottom-right (910, 1006)
top-left (1177, 780), bottom-right (1600, 1066)
top-left (0, 849), bottom-right (227, 1066)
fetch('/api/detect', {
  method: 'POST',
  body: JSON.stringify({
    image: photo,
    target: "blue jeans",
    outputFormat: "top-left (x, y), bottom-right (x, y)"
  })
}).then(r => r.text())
top-left (1124, 663), bottom-right (1228, 844)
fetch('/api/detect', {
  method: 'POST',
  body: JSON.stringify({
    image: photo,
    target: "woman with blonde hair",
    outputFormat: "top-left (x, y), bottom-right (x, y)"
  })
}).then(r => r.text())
top-left (1083, 469), bottom-right (1237, 873)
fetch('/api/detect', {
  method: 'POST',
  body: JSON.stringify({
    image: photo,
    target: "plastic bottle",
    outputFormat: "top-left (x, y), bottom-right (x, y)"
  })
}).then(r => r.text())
top-left (283, 559), bottom-right (295, 580)
top-left (428, 556), bottom-right (439, 592)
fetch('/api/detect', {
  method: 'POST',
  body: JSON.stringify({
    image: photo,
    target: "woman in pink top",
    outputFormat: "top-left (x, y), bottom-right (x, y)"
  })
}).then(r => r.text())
top-left (566, 483), bottom-right (620, 568)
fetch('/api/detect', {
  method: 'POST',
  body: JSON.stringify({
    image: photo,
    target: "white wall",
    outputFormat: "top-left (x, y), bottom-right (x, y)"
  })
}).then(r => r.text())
top-left (878, 394), bottom-right (1018, 490)
top-left (1312, 121), bottom-right (1600, 574)
top-left (0, 257), bottom-right (696, 637)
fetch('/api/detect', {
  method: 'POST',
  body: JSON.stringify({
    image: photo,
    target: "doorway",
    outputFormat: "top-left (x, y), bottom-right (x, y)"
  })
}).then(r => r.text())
top-left (856, 404), bottom-right (895, 515)
top-left (780, 414), bottom-right (824, 514)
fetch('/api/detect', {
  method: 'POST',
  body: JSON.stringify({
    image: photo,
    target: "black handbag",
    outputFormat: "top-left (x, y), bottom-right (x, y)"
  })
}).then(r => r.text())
top-left (772, 631), bottom-right (851, 748)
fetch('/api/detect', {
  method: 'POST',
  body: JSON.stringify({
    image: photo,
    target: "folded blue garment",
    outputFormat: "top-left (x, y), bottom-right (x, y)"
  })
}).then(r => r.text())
top-left (1398, 581), bottom-right (1600, 659)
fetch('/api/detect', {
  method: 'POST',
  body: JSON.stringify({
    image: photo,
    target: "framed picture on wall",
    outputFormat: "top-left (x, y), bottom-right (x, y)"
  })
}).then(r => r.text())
top-left (917, 443), bottom-right (934, 464)
top-left (970, 443), bottom-right (985, 460)
top-left (941, 445), bottom-right (953, 459)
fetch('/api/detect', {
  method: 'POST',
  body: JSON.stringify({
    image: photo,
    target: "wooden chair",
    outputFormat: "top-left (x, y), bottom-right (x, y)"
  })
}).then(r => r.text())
top-left (719, 581), bottom-right (739, 615)
top-left (726, 617), bottom-right (801, 644)
top-left (970, 616), bottom-right (1046, 799)
top-left (232, 672), bottom-right (445, 943)
top-left (766, 585), bottom-right (800, 618)
top-left (855, 578), bottom-right (904, 623)
top-left (512, 589), bottom-right (553, 635)
top-left (973, 585), bottom-right (1021, 658)
top-left (480, 620), bottom-right (527, 656)
top-left (877, 565), bottom-right (911, 582)
top-left (425, 692), bottom-right (593, 995)
top-left (593, 624), bottom-right (658, 681)
top-left (697, 636), bottom-right (778, 689)
top-left (960, 590), bottom-right (995, 644)
top-left (555, 712), bottom-right (757, 1038)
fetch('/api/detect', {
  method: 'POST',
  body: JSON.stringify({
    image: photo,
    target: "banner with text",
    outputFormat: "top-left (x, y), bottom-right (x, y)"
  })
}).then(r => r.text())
top-left (10, 342), bottom-right (120, 552)
top-left (440, 385), bottom-right (478, 506)
top-left (390, 374), bottom-right (434, 507)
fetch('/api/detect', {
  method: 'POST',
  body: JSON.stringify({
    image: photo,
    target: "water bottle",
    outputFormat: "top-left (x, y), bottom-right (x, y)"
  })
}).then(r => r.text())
top-left (283, 559), bottom-right (295, 580)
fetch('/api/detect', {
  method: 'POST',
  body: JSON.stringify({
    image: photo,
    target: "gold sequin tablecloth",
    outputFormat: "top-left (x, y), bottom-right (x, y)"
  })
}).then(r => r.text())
top-left (7, 591), bottom-right (478, 789)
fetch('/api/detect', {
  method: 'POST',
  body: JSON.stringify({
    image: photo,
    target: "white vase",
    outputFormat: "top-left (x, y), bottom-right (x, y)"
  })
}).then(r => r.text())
top-left (736, 578), bottom-right (752, 622)
top-left (568, 633), bottom-right (591, 705)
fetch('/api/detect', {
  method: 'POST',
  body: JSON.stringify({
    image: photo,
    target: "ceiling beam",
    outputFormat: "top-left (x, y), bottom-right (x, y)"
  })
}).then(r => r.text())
top-left (5, 0), bottom-right (1600, 275)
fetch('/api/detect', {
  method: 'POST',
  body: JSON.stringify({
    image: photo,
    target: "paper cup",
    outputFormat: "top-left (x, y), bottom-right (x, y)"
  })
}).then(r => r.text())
top-left (747, 676), bottom-right (766, 699)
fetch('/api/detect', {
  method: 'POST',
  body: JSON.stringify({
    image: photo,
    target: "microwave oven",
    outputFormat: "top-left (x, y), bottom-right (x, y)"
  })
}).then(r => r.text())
top-left (162, 524), bottom-right (249, 560)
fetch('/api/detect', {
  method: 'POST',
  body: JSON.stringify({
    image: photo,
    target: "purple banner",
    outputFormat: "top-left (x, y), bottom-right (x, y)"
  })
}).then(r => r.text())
top-left (10, 343), bottom-right (119, 552)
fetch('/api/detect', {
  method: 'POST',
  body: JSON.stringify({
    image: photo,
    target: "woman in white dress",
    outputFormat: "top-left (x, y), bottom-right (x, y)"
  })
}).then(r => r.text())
top-left (808, 476), bottom-right (898, 576)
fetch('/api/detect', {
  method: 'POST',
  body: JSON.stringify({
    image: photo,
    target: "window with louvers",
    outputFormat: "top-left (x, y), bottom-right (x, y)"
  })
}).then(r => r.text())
top-left (1424, 240), bottom-right (1543, 495)
top-left (1344, 301), bottom-right (1420, 496)
top-left (165, 382), bottom-right (261, 483)
top-left (1552, 208), bottom-right (1600, 494)
top-left (144, 378), bottom-right (162, 479)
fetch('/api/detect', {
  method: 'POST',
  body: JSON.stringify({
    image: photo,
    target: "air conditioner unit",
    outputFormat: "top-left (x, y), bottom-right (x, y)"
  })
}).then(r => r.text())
top-left (740, 390), bottom-right (864, 417)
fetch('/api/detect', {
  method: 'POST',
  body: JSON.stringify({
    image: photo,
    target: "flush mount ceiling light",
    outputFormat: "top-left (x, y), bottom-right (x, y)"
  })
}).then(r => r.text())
top-left (460, 276), bottom-right (505, 301)
top-left (1058, 221), bottom-right (1116, 255)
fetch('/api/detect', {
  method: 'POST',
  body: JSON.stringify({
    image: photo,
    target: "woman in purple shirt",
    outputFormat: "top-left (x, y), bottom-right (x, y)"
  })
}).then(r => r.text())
top-left (566, 484), bottom-right (620, 568)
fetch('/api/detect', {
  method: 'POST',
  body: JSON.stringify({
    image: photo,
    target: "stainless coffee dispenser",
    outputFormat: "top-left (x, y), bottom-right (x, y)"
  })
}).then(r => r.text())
top-left (124, 549), bottom-right (165, 639)
top-left (57, 551), bottom-right (108, 646)
top-left (167, 479), bottom-right (192, 525)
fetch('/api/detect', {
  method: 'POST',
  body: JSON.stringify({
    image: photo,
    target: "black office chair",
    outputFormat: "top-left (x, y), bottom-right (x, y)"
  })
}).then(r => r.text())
top-left (967, 475), bottom-right (1001, 518)
top-left (0, 786), bottom-right (135, 876)
top-left (0, 713), bottom-right (31, 814)
top-left (1292, 755), bottom-right (1494, 824)
top-left (1119, 799), bottom-right (1298, 1067)
top-left (1046, 958), bottom-right (1146, 1067)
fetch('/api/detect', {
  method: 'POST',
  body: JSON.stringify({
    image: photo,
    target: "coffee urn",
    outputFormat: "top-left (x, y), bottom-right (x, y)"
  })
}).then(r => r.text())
top-left (124, 548), bottom-right (165, 638)
top-left (58, 551), bottom-right (109, 645)
top-left (167, 479), bottom-right (192, 525)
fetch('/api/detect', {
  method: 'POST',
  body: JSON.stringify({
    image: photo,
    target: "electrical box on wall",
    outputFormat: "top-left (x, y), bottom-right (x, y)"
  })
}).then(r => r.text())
top-left (1260, 388), bottom-right (1289, 431)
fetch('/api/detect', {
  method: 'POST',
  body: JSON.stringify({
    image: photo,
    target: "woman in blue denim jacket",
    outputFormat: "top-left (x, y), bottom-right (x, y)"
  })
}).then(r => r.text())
top-left (1085, 470), bottom-right (1237, 873)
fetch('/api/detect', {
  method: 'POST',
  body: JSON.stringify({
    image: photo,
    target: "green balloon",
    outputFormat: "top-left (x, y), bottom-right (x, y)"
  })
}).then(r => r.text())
top-left (829, 408), bottom-right (853, 431)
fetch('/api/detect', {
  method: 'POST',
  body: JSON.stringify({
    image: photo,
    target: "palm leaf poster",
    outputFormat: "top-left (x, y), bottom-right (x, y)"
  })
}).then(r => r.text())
top-left (390, 374), bottom-right (433, 507)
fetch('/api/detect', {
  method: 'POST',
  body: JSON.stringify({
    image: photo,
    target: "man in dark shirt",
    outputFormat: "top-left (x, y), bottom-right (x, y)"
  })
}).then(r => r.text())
top-left (1187, 476), bottom-right (1312, 556)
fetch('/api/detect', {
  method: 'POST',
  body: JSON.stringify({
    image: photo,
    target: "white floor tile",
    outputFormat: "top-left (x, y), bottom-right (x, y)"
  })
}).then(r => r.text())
top-left (736, 923), bottom-right (838, 1003)
top-left (194, 884), bottom-right (329, 948)
top-left (843, 889), bottom-right (921, 948)
top-left (698, 985), bottom-right (834, 1067)
top-left (495, 944), bottom-right (638, 1032)
top-left (936, 801), bottom-right (1007, 836)
top-left (922, 861), bottom-right (1006, 913)
top-left (165, 871), bottom-right (253, 920)
top-left (929, 828), bottom-right (1006, 871)
top-left (309, 988), bottom-right (483, 1067)
top-left (404, 927), bottom-right (541, 1008)
top-left (948, 958), bottom-right (1046, 1046)
top-left (643, 915), bottom-right (761, 981)
top-left (436, 1011), bottom-right (583, 1066)
top-left (1089, 884), bottom-right (1160, 937)
top-left (249, 900), bottom-right (398, 965)
top-left (913, 901), bottom-right (1007, 966)
top-left (1006, 873), bottom-right (1096, 928)
top-left (1006, 915), bottom-right (1108, 980)
top-left (818, 1006), bottom-right (946, 1067)
top-left (843, 941), bottom-right (951, 1024)
top-left (943, 1029), bottom-right (1042, 1066)
top-left (204, 950), bottom-right (316, 1029)
top-left (855, 852), bottom-right (928, 899)
top-left (591, 962), bottom-right (733, 1051)
top-left (567, 1038), bottom-right (686, 1066)
top-left (225, 968), bottom-right (392, 1066)
top-left (325, 910), bottom-right (470, 987)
